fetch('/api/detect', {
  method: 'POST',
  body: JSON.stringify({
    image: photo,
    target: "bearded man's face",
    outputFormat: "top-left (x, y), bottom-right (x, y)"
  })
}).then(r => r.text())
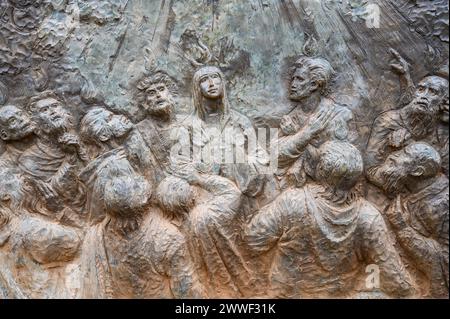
top-left (373, 152), bottom-right (411, 195)
top-left (143, 82), bottom-right (174, 118)
top-left (0, 105), bottom-right (35, 141)
top-left (405, 77), bottom-right (446, 135)
top-left (32, 98), bottom-right (73, 135)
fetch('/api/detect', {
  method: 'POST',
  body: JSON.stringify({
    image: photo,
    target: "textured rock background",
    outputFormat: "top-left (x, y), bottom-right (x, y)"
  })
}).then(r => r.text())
top-left (1, 0), bottom-right (448, 143)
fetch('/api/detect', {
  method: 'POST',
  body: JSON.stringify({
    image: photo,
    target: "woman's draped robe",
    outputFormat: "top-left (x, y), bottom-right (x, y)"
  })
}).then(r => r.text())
top-left (186, 175), bottom-right (255, 298)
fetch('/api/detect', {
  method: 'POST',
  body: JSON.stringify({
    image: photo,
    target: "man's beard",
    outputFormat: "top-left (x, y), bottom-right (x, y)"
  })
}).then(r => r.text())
top-left (145, 100), bottom-right (174, 119)
top-left (11, 123), bottom-right (35, 140)
top-left (289, 89), bottom-right (309, 102)
top-left (41, 114), bottom-right (74, 136)
top-left (379, 166), bottom-right (408, 196)
top-left (405, 101), bottom-right (437, 138)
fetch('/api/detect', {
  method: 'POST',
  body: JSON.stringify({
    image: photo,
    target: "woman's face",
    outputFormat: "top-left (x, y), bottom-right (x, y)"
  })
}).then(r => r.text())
top-left (199, 72), bottom-right (223, 99)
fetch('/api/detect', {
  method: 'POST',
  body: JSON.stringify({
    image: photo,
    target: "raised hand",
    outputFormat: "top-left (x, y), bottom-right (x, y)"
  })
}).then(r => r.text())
top-left (36, 181), bottom-right (58, 201)
top-left (388, 128), bottom-right (411, 149)
top-left (385, 195), bottom-right (408, 231)
top-left (280, 115), bottom-right (298, 135)
top-left (306, 107), bottom-right (340, 137)
top-left (389, 48), bottom-right (410, 76)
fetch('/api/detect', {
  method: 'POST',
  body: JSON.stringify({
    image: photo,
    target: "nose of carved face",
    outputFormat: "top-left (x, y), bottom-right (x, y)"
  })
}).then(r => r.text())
top-left (18, 117), bottom-right (34, 135)
top-left (289, 82), bottom-right (309, 101)
top-left (411, 95), bottom-right (435, 114)
top-left (50, 108), bottom-right (62, 121)
top-left (200, 77), bottom-right (223, 99)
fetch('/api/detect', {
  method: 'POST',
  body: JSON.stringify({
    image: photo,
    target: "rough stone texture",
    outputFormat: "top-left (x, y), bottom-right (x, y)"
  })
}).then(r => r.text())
top-left (0, 0), bottom-right (448, 299)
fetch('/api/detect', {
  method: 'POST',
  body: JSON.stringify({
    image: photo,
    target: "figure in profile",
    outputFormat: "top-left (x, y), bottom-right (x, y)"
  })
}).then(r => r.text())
top-left (245, 140), bottom-right (415, 298)
top-left (79, 106), bottom-right (153, 224)
top-left (274, 56), bottom-right (355, 189)
top-left (0, 104), bottom-right (36, 167)
top-left (366, 49), bottom-right (449, 176)
top-left (368, 142), bottom-right (448, 298)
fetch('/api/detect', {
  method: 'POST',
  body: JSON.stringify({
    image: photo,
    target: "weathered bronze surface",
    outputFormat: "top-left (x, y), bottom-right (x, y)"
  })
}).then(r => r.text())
top-left (0, 0), bottom-right (448, 299)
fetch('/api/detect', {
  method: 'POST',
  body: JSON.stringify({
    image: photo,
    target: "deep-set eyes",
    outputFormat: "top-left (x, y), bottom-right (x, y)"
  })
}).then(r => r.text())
top-left (200, 74), bottom-right (220, 82)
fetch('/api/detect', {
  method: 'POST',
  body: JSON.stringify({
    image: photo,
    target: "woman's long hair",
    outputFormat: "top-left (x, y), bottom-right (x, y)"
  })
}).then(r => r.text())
top-left (191, 66), bottom-right (231, 128)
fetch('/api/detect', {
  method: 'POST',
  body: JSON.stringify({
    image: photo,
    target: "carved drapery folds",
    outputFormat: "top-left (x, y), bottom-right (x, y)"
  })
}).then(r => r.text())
top-left (0, 0), bottom-right (448, 299)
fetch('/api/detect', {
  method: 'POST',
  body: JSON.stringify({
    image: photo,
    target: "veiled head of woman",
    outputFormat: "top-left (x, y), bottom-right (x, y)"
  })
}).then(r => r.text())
top-left (192, 66), bottom-right (229, 120)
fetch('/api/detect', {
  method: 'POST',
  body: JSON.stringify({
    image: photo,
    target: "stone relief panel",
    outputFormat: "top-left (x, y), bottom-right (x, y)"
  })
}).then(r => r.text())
top-left (0, 0), bottom-right (448, 299)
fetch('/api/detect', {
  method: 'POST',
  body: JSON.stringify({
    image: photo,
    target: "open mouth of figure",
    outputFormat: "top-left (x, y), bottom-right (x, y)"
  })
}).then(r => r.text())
top-left (156, 100), bottom-right (167, 106)
top-left (415, 100), bottom-right (429, 107)
top-left (20, 122), bottom-right (31, 131)
top-left (208, 88), bottom-right (219, 94)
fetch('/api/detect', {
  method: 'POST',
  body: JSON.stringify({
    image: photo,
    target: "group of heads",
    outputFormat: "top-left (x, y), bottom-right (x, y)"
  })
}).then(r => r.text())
top-left (0, 140), bottom-right (443, 227)
top-left (0, 91), bottom-right (74, 143)
top-left (152, 139), bottom-right (443, 221)
top-left (289, 57), bottom-right (448, 123)
top-left (307, 139), bottom-right (442, 203)
top-left (313, 141), bottom-right (442, 197)
top-left (310, 139), bottom-right (442, 198)
top-left (1, 61), bottom-right (447, 220)
top-left (86, 172), bottom-right (196, 224)
top-left (136, 66), bottom-right (228, 121)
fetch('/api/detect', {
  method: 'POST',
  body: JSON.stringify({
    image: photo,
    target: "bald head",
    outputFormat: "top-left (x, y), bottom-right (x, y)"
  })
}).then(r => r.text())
top-left (0, 104), bottom-right (34, 141)
top-left (403, 142), bottom-right (442, 178)
top-left (370, 142), bottom-right (442, 195)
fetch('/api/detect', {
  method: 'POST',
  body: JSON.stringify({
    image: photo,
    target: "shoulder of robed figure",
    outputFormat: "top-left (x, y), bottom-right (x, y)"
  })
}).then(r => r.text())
top-left (372, 107), bottom-right (402, 128)
top-left (320, 98), bottom-right (354, 121)
top-left (355, 198), bottom-right (387, 231)
top-left (265, 186), bottom-right (309, 214)
top-left (141, 207), bottom-right (187, 249)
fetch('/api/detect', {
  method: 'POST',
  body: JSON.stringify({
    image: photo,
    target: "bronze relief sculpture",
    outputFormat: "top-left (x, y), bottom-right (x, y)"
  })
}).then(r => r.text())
top-left (0, 0), bottom-right (448, 299)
